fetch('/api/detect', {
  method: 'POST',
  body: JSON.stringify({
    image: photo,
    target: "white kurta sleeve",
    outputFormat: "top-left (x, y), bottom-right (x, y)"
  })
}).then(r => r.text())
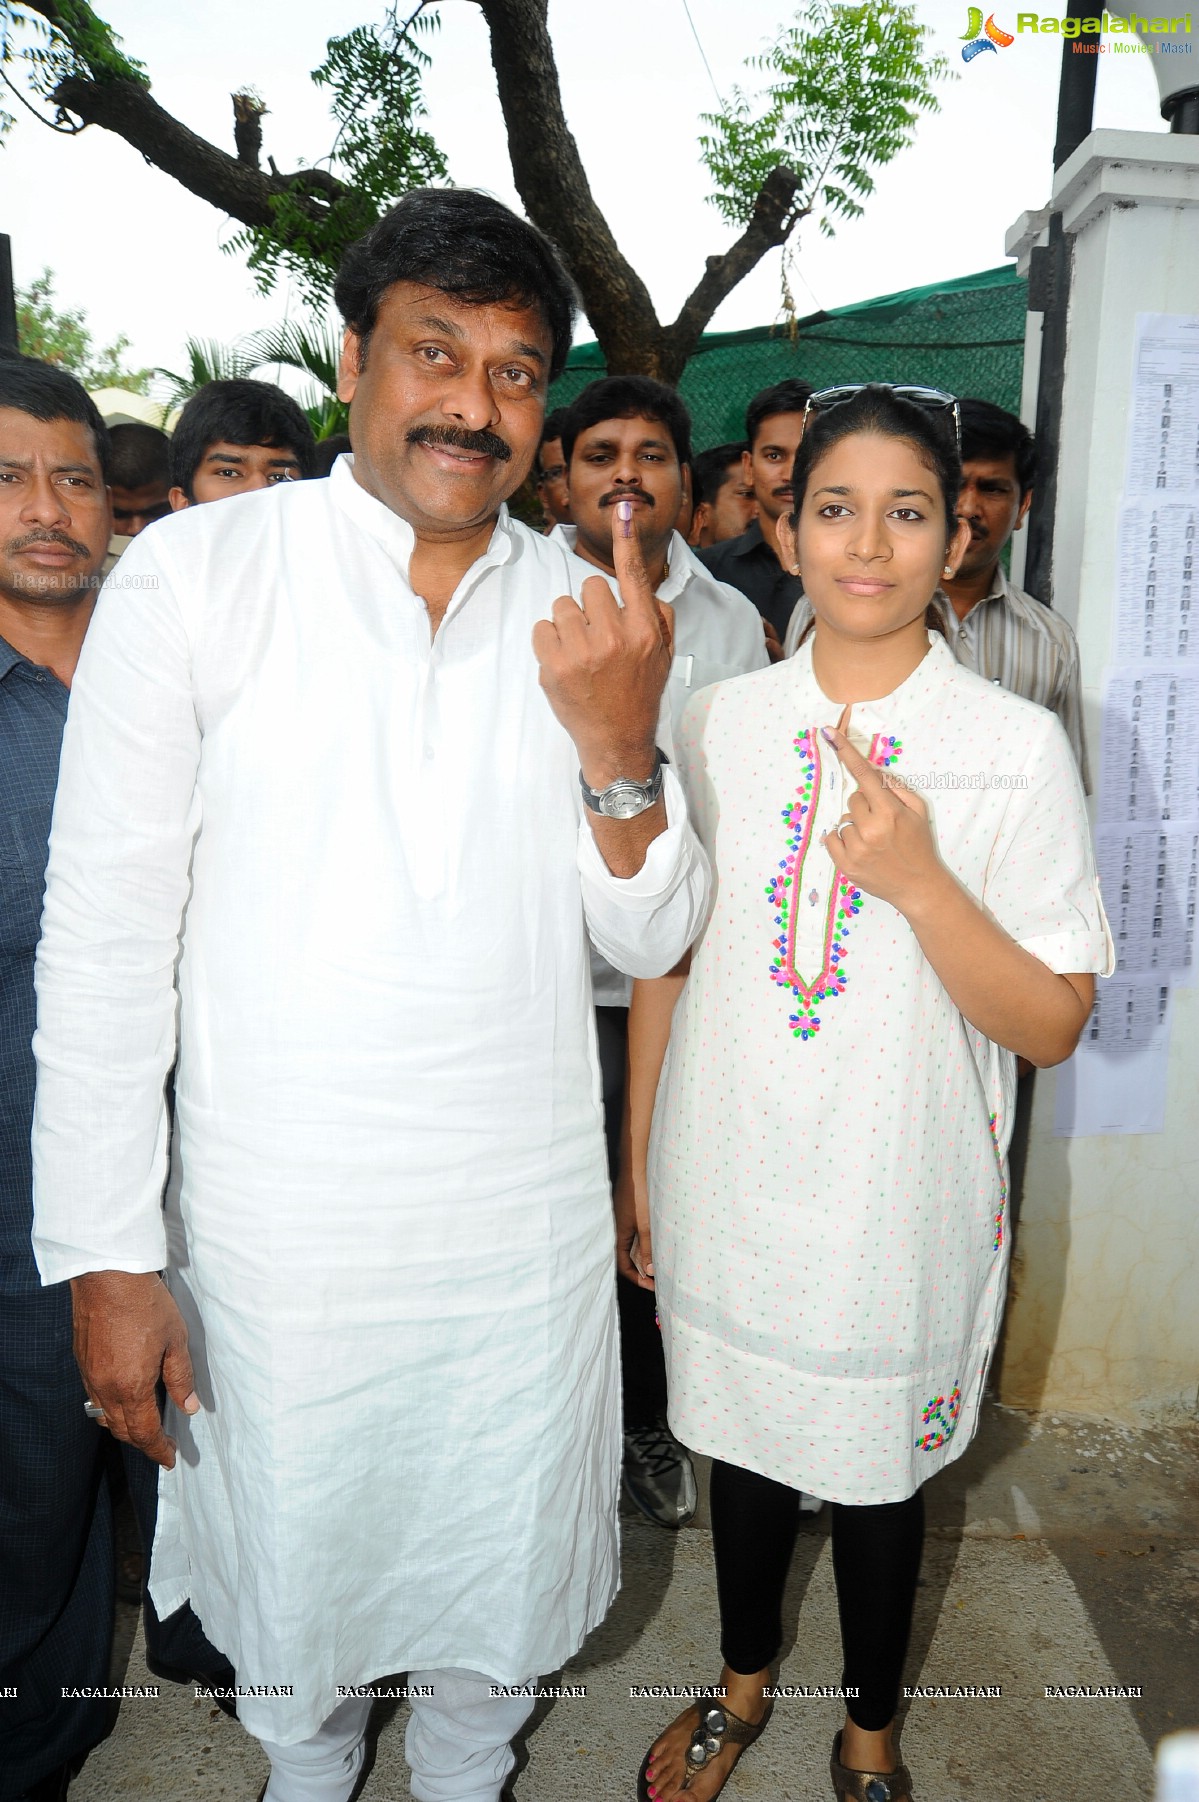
top-left (980, 710), bottom-right (1113, 977)
top-left (577, 766), bottom-right (710, 979)
top-left (32, 536), bottom-right (201, 1283)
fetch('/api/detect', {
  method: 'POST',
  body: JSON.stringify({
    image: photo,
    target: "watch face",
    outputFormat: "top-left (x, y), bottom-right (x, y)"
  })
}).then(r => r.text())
top-left (599, 782), bottom-right (650, 819)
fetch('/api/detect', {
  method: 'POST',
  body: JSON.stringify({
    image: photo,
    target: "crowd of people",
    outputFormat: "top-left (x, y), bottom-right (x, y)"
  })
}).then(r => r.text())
top-left (1, 185), bottom-right (1109, 1802)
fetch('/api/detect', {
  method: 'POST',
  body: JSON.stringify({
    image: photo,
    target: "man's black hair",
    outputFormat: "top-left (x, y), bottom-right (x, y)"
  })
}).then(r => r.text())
top-left (693, 441), bottom-right (747, 509)
top-left (959, 397), bottom-right (1037, 497)
top-left (0, 355), bottom-right (111, 479)
top-left (169, 380), bottom-right (316, 498)
top-left (560, 376), bottom-right (692, 470)
top-left (108, 422), bottom-right (169, 491)
top-left (334, 188), bottom-right (577, 383)
top-left (536, 408), bottom-right (571, 478)
top-left (312, 432), bottom-right (352, 478)
top-left (745, 379), bottom-right (813, 450)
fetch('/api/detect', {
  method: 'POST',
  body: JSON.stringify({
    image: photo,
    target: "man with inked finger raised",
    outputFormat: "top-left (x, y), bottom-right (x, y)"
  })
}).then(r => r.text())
top-left (30, 188), bottom-right (708, 1802)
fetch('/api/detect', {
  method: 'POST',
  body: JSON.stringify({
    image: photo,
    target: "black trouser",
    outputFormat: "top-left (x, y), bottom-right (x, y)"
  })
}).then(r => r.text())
top-left (0, 1283), bottom-right (115, 1798)
top-left (710, 1459), bottom-right (925, 1731)
top-left (0, 1280), bottom-right (232, 1799)
top-left (595, 1004), bottom-right (668, 1431)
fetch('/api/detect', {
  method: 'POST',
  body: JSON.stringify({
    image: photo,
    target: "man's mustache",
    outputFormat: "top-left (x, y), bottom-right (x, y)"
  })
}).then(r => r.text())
top-left (406, 424), bottom-right (512, 462)
top-left (7, 530), bottom-right (92, 557)
top-left (771, 484), bottom-right (793, 499)
top-left (599, 490), bottom-right (654, 509)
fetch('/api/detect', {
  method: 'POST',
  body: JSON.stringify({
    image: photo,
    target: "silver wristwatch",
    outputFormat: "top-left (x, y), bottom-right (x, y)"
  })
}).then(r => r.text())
top-left (579, 750), bottom-right (668, 820)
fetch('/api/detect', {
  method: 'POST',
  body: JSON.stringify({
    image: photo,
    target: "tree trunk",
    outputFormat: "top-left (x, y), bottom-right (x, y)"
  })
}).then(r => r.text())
top-left (474, 0), bottom-right (667, 375)
top-left (474, 0), bottom-right (803, 384)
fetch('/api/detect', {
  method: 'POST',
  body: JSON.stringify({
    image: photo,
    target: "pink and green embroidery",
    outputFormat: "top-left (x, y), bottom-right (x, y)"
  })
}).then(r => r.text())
top-left (915, 1384), bottom-right (962, 1452)
top-left (765, 728), bottom-right (901, 1040)
top-left (987, 1112), bottom-right (1009, 1251)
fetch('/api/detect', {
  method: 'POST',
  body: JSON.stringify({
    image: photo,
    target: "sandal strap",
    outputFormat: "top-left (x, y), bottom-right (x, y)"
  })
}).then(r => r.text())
top-left (830, 1731), bottom-right (913, 1802)
top-left (693, 1689), bottom-right (774, 1746)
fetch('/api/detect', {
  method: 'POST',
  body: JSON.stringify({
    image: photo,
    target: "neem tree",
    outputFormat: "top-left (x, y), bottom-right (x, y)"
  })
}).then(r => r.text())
top-left (0, 0), bottom-right (949, 382)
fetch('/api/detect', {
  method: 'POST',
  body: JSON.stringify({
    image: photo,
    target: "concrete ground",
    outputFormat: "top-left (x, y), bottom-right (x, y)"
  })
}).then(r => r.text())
top-left (73, 1401), bottom-right (1198, 1802)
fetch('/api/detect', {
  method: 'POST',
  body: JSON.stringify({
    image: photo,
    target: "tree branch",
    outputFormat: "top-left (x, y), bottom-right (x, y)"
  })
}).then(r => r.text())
top-left (232, 91), bottom-right (266, 170)
top-left (45, 68), bottom-right (353, 238)
top-left (659, 165), bottom-right (805, 381)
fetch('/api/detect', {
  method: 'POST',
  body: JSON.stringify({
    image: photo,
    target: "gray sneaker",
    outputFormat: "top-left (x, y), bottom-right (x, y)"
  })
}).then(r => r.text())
top-left (623, 1422), bottom-right (698, 1528)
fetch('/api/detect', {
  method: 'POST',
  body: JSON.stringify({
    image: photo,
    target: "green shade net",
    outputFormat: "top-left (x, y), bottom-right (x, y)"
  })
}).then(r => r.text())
top-left (549, 264), bottom-right (1027, 451)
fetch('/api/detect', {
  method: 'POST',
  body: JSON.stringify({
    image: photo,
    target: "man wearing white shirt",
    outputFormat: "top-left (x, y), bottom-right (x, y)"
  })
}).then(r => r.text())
top-left (550, 375), bottom-right (766, 1533)
top-left (30, 191), bottom-right (708, 1802)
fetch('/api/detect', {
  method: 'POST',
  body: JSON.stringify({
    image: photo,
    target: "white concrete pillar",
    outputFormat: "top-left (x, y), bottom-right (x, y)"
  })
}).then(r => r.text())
top-left (1001, 130), bottom-right (1199, 1420)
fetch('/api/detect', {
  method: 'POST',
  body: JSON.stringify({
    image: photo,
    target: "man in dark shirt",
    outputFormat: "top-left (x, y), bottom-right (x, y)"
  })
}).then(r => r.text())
top-left (0, 357), bottom-right (115, 1802)
top-left (0, 360), bottom-right (229, 1802)
top-left (698, 378), bottom-right (811, 654)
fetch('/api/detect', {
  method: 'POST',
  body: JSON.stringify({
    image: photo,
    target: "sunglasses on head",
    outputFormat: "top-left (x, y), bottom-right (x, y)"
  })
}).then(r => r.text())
top-left (800, 384), bottom-right (962, 456)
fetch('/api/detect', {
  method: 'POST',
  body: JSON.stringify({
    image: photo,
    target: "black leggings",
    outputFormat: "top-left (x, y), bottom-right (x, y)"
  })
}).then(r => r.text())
top-left (710, 1459), bottom-right (924, 1731)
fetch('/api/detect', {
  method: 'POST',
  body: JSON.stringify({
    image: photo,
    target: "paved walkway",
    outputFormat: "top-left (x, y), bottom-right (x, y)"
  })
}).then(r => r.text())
top-left (72, 1403), bottom-right (1198, 1802)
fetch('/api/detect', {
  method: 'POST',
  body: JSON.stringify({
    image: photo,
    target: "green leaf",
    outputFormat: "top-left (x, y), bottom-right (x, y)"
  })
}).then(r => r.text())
top-left (699, 0), bottom-right (951, 246)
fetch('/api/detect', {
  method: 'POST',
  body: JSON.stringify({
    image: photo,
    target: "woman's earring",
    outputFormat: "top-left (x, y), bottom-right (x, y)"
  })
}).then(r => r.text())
top-left (943, 565), bottom-right (954, 578)
top-left (792, 565), bottom-right (801, 576)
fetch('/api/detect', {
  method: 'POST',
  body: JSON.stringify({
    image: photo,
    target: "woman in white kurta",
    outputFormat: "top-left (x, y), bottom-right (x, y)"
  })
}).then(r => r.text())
top-left (625, 388), bottom-right (1111, 1802)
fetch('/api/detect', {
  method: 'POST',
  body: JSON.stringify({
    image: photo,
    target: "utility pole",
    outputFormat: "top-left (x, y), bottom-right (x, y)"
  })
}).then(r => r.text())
top-left (1023, 5), bottom-right (1100, 606)
top-left (0, 235), bottom-right (18, 355)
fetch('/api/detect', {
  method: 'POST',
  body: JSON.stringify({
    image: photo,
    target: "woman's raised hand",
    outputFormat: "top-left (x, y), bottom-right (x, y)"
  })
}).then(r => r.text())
top-left (820, 720), bottom-right (944, 918)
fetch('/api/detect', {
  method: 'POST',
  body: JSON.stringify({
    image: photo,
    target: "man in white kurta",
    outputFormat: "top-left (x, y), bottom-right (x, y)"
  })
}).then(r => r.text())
top-left (30, 191), bottom-right (708, 1800)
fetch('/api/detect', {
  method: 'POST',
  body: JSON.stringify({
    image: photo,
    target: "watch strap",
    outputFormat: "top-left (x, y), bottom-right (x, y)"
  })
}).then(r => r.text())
top-left (579, 749), bottom-right (668, 817)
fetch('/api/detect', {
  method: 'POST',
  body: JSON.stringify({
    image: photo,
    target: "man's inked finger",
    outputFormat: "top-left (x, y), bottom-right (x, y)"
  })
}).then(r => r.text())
top-left (610, 500), bottom-right (657, 619)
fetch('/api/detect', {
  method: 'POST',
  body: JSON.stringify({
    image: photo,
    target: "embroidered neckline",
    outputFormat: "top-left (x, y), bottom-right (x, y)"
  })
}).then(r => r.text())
top-left (765, 728), bottom-right (902, 1040)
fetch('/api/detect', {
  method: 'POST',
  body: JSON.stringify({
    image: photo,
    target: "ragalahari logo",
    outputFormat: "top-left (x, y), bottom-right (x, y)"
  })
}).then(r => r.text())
top-left (961, 8), bottom-right (1016, 58)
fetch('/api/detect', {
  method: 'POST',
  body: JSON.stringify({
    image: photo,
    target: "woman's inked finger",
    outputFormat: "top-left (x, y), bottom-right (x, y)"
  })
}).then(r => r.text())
top-left (820, 725), bottom-right (888, 801)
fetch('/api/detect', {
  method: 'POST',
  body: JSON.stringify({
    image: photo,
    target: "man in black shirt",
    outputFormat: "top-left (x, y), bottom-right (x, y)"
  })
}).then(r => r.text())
top-left (698, 378), bottom-right (811, 655)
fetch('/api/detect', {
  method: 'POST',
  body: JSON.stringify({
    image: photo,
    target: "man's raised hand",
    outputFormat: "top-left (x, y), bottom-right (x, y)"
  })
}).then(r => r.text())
top-left (533, 499), bottom-right (673, 788)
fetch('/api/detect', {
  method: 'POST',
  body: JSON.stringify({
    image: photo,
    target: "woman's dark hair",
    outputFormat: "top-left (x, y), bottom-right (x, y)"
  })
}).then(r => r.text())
top-left (958, 396), bottom-right (1037, 496)
top-left (789, 385), bottom-right (962, 539)
top-left (0, 354), bottom-right (111, 479)
top-left (169, 380), bottom-right (316, 497)
top-left (560, 375), bottom-right (692, 469)
top-left (334, 188), bottom-right (577, 383)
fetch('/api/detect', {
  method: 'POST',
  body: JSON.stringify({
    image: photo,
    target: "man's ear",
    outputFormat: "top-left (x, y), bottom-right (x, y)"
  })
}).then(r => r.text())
top-left (337, 327), bottom-right (364, 404)
top-left (776, 512), bottom-right (799, 573)
top-left (168, 486), bottom-right (190, 512)
top-left (944, 512), bottom-right (973, 576)
top-left (740, 447), bottom-right (754, 485)
top-left (1014, 487), bottom-right (1034, 531)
